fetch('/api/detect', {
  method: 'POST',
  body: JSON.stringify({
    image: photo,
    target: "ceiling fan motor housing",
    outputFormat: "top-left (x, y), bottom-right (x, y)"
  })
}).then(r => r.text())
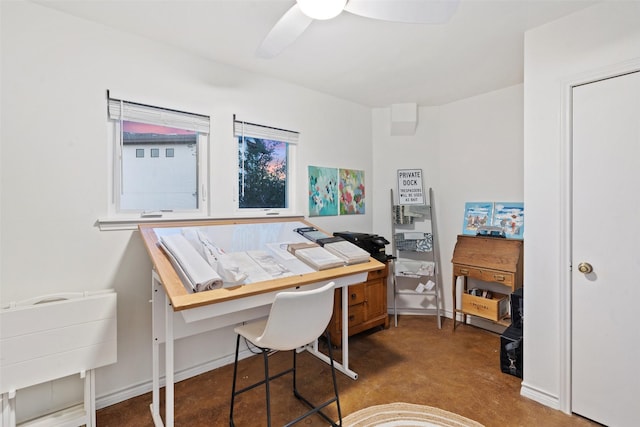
top-left (296, 0), bottom-right (347, 20)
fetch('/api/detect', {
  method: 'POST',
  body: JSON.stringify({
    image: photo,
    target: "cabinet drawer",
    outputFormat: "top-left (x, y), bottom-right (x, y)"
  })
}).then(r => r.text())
top-left (454, 265), bottom-right (514, 286)
top-left (479, 270), bottom-right (514, 286)
top-left (347, 303), bottom-right (365, 328)
top-left (461, 292), bottom-right (509, 321)
top-left (347, 283), bottom-right (365, 306)
top-left (367, 265), bottom-right (387, 281)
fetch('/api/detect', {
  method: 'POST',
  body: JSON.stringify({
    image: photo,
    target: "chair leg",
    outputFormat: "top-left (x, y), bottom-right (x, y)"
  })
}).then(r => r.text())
top-left (262, 349), bottom-right (271, 427)
top-left (291, 348), bottom-right (297, 395)
top-left (287, 332), bottom-right (342, 426)
top-left (229, 334), bottom-right (241, 426)
top-left (231, 341), bottom-right (293, 426)
top-left (231, 335), bottom-right (341, 427)
top-left (326, 330), bottom-right (342, 426)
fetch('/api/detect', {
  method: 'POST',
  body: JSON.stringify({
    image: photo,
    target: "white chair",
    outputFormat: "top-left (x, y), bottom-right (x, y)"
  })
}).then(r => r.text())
top-left (229, 282), bottom-right (342, 427)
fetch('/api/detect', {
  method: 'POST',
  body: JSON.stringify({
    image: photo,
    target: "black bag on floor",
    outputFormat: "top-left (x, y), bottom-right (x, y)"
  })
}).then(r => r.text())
top-left (500, 325), bottom-right (523, 378)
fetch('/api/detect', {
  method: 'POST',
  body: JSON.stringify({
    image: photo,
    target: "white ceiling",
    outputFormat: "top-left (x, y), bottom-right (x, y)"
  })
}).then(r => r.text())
top-left (33, 0), bottom-right (599, 107)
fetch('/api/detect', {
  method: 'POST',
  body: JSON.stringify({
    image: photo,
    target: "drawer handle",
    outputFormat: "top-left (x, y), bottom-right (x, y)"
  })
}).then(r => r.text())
top-left (349, 315), bottom-right (355, 321)
top-left (494, 274), bottom-right (505, 281)
top-left (460, 268), bottom-right (469, 275)
top-left (351, 293), bottom-right (357, 299)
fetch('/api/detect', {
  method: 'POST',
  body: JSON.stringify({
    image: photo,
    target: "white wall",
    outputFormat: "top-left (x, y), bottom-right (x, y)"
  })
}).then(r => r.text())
top-left (0, 1), bottom-right (374, 419)
top-left (372, 85), bottom-right (524, 318)
top-left (523, 1), bottom-right (640, 412)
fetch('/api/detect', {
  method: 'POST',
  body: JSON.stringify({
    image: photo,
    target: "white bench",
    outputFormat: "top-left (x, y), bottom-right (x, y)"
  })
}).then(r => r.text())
top-left (0, 291), bottom-right (117, 427)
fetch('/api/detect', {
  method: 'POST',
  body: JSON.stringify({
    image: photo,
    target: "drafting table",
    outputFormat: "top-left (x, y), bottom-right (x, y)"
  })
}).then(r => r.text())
top-left (139, 217), bottom-right (385, 427)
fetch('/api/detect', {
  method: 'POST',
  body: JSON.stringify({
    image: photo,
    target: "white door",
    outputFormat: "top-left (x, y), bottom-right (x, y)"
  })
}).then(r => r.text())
top-left (571, 70), bottom-right (640, 426)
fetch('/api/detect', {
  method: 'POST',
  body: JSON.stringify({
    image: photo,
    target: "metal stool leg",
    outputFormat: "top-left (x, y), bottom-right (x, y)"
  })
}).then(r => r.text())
top-left (287, 332), bottom-right (341, 426)
top-left (262, 350), bottom-right (271, 427)
top-left (229, 335), bottom-right (241, 426)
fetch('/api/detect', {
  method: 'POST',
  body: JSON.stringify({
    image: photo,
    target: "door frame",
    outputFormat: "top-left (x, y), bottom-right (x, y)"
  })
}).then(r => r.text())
top-left (558, 58), bottom-right (640, 414)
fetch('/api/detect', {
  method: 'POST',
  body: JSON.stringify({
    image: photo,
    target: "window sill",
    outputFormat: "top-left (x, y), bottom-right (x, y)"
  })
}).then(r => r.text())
top-left (96, 212), bottom-right (305, 231)
top-left (96, 217), bottom-right (201, 231)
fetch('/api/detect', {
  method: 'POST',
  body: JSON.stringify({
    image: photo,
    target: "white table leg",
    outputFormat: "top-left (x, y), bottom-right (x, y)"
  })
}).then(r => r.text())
top-left (165, 291), bottom-right (174, 427)
top-left (306, 285), bottom-right (358, 379)
top-left (83, 370), bottom-right (96, 427)
top-left (1, 391), bottom-right (16, 427)
top-left (151, 275), bottom-right (165, 427)
top-left (340, 285), bottom-right (351, 373)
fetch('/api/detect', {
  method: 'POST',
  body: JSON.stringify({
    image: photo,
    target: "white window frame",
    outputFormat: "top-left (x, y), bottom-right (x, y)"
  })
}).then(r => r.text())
top-left (234, 117), bottom-right (299, 217)
top-left (99, 92), bottom-right (210, 230)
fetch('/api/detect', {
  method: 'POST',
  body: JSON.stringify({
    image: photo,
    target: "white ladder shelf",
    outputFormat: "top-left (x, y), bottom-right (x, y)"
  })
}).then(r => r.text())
top-left (390, 188), bottom-right (443, 328)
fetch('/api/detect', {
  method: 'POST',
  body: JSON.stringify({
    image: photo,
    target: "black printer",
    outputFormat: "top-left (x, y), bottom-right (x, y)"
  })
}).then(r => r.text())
top-left (332, 231), bottom-right (391, 262)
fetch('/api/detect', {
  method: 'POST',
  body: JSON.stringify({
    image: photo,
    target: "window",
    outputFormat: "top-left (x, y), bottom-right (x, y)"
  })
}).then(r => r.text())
top-left (234, 118), bottom-right (298, 213)
top-left (106, 93), bottom-right (210, 220)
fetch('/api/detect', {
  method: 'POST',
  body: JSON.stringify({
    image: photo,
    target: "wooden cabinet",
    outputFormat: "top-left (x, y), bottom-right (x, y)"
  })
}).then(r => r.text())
top-left (327, 262), bottom-right (389, 346)
top-left (451, 235), bottom-right (523, 329)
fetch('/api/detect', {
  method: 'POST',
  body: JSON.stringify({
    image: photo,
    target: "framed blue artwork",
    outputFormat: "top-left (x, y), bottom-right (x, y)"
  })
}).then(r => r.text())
top-left (462, 202), bottom-right (494, 235)
top-left (492, 202), bottom-right (524, 239)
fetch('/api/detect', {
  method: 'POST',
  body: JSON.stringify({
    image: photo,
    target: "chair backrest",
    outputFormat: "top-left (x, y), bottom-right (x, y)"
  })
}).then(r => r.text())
top-left (254, 282), bottom-right (336, 351)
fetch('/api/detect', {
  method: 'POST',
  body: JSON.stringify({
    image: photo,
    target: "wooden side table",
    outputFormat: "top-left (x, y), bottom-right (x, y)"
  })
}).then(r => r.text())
top-left (451, 235), bottom-right (523, 329)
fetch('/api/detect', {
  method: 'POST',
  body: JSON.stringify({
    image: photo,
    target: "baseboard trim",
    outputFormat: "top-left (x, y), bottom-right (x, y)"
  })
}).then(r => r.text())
top-left (95, 349), bottom-right (249, 410)
top-left (389, 308), bottom-right (438, 316)
top-left (388, 308), bottom-right (452, 317)
top-left (520, 381), bottom-right (562, 411)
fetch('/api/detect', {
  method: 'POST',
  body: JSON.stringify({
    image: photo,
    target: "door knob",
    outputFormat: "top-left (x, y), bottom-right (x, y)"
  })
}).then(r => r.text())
top-left (577, 262), bottom-right (593, 274)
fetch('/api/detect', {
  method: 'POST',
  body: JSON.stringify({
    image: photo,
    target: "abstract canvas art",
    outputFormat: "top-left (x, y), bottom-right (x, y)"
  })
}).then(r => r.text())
top-left (339, 168), bottom-right (365, 215)
top-left (308, 165), bottom-right (339, 216)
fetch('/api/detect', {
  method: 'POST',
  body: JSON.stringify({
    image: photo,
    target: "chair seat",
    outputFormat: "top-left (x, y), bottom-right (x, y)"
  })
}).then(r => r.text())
top-left (234, 319), bottom-right (268, 345)
top-left (235, 318), bottom-right (317, 352)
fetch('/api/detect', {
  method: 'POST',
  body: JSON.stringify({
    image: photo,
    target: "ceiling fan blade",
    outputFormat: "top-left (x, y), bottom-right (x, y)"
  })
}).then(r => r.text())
top-left (257, 4), bottom-right (314, 58)
top-left (344, 0), bottom-right (460, 24)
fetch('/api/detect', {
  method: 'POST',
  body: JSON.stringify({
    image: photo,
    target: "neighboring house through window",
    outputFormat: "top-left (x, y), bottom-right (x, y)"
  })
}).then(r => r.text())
top-left (106, 92), bottom-right (210, 220)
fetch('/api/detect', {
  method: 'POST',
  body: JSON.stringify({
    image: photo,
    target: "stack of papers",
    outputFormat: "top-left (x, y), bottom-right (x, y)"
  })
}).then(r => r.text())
top-left (322, 240), bottom-right (371, 265)
top-left (288, 243), bottom-right (345, 271)
top-left (287, 242), bottom-right (321, 255)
